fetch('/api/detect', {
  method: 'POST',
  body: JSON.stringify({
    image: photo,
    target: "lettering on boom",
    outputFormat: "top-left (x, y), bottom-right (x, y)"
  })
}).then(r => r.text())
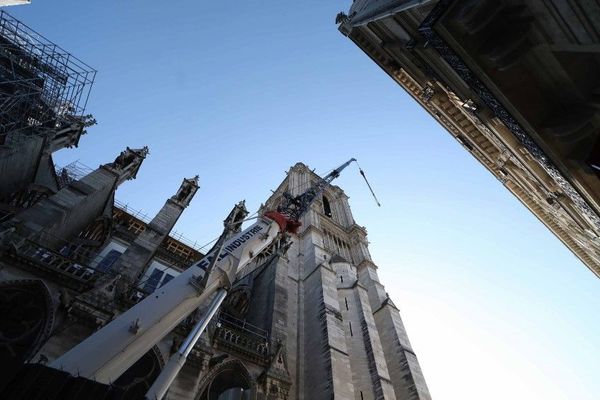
top-left (224, 225), bottom-right (264, 253)
top-left (196, 224), bottom-right (265, 270)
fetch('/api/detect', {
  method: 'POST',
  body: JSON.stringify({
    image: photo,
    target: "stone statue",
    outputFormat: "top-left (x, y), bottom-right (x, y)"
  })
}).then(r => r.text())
top-left (111, 147), bottom-right (148, 170)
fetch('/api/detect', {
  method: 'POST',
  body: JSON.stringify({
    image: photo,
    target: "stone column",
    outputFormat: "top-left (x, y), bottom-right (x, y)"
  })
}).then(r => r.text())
top-left (114, 175), bottom-right (199, 286)
top-left (357, 261), bottom-right (431, 400)
top-left (334, 257), bottom-right (396, 400)
top-left (298, 227), bottom-right (355, 400)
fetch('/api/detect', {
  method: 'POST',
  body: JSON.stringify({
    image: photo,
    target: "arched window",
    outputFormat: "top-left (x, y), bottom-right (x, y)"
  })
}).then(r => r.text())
top-left (114, 346), bottom-right (164, 398)
top-left (322, 195), bottom-right (332, 218)
top-left (199, 360), bottom-right (253, 400)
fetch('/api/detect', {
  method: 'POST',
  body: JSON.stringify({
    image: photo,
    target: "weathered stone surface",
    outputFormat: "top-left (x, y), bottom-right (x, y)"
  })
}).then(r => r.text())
top-left (259, 163), bottom-right (429, 400)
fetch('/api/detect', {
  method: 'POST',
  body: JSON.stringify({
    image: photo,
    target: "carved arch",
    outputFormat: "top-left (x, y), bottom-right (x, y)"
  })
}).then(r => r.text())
top-left (0, 279), bottom-right (55, 364)
top-left (113, 345), bottom-right (164, 398)
top-left (196, 358), bottom-right (254, 400)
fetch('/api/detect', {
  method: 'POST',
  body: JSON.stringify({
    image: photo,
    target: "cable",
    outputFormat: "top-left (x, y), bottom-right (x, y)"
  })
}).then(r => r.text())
top-left (355, 160), bottom-right (381, 207)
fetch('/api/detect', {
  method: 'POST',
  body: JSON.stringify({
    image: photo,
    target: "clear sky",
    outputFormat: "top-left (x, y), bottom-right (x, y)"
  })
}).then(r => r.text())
top-left (11, 1), bottom-right (600, 399)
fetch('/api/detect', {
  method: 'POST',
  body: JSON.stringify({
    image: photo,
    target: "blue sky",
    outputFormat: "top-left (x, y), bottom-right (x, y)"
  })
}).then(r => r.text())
top-left (11, 1), bottom-right (600, 398)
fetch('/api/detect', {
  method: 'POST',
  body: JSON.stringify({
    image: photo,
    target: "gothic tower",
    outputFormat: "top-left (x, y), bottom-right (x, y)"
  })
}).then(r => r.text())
top-left (191, 162), bottom-right (430, 400)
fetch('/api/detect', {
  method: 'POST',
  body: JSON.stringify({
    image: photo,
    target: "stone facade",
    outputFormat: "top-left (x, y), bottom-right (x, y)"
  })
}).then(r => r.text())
top-left (253, 163), bottom-right (430, 400)
top-left (337, 0), bottom-right (600, 278)
top-left (0, 147), bottom-right (204, 397)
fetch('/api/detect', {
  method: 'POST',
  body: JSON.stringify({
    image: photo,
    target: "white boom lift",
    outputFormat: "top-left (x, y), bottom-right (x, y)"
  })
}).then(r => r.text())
top-left (49, 158), bottom-right (370, 399)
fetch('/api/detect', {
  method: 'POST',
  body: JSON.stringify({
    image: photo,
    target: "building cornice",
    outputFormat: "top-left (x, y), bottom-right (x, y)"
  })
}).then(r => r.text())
top-left (340, 4), bottom-right (600, 277)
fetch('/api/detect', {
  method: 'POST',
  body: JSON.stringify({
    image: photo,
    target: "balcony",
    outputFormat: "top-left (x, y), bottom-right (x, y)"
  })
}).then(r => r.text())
top-left (7, 238), bottom-right (106, 291)
top-left (211, 312), bottom-right (270, 365)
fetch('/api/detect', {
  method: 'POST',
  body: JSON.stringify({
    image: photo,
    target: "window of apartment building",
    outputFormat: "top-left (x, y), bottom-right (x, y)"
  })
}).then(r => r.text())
top-left (143, 269), bottom-right (164, 293)
top-left (160, 273), bottom-right (174, 288)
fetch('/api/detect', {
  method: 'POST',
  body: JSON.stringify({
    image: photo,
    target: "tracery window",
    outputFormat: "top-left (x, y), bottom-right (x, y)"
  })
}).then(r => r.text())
top-left (323, 195), bottom-right (332, 218)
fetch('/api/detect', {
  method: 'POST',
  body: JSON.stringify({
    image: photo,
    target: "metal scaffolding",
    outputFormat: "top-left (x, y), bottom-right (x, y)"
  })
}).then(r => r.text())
top-left (0, 10), bottom-right (95, 140)
top-left (55, 160), bottom-right (93, 188)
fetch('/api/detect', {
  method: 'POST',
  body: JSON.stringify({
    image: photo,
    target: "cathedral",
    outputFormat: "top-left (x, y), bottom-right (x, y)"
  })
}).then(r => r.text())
top-left (0, 10), bottom-right (430, 400)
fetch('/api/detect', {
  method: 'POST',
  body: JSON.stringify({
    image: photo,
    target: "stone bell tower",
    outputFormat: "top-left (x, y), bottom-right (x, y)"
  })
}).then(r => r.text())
top-left (192, 163), bottom-right (430, 400)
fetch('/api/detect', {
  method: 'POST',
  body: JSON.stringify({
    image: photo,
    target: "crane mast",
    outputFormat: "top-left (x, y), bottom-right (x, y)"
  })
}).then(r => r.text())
top-left (49, 158), bottom-right (358, 397)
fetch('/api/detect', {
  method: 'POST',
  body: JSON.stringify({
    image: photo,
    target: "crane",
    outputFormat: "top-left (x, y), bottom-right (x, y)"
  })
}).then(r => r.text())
top-left (49, 158), bottom-right (368, 399)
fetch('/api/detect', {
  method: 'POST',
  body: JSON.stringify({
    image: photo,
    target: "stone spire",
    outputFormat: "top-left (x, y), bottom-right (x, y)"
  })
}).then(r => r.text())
top-left (0, 146), bottom-right (148, 252)
top-left (100, 146), bottom-right (149, 186)
top-left (171, 175), bottom-right (199, 208)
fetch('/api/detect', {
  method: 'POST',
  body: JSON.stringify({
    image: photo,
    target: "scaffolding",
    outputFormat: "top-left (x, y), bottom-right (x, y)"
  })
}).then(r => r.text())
top-left (0, 11), bottom-right (95, 141)
top-left (55, 160), bottom-right (93, 188)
